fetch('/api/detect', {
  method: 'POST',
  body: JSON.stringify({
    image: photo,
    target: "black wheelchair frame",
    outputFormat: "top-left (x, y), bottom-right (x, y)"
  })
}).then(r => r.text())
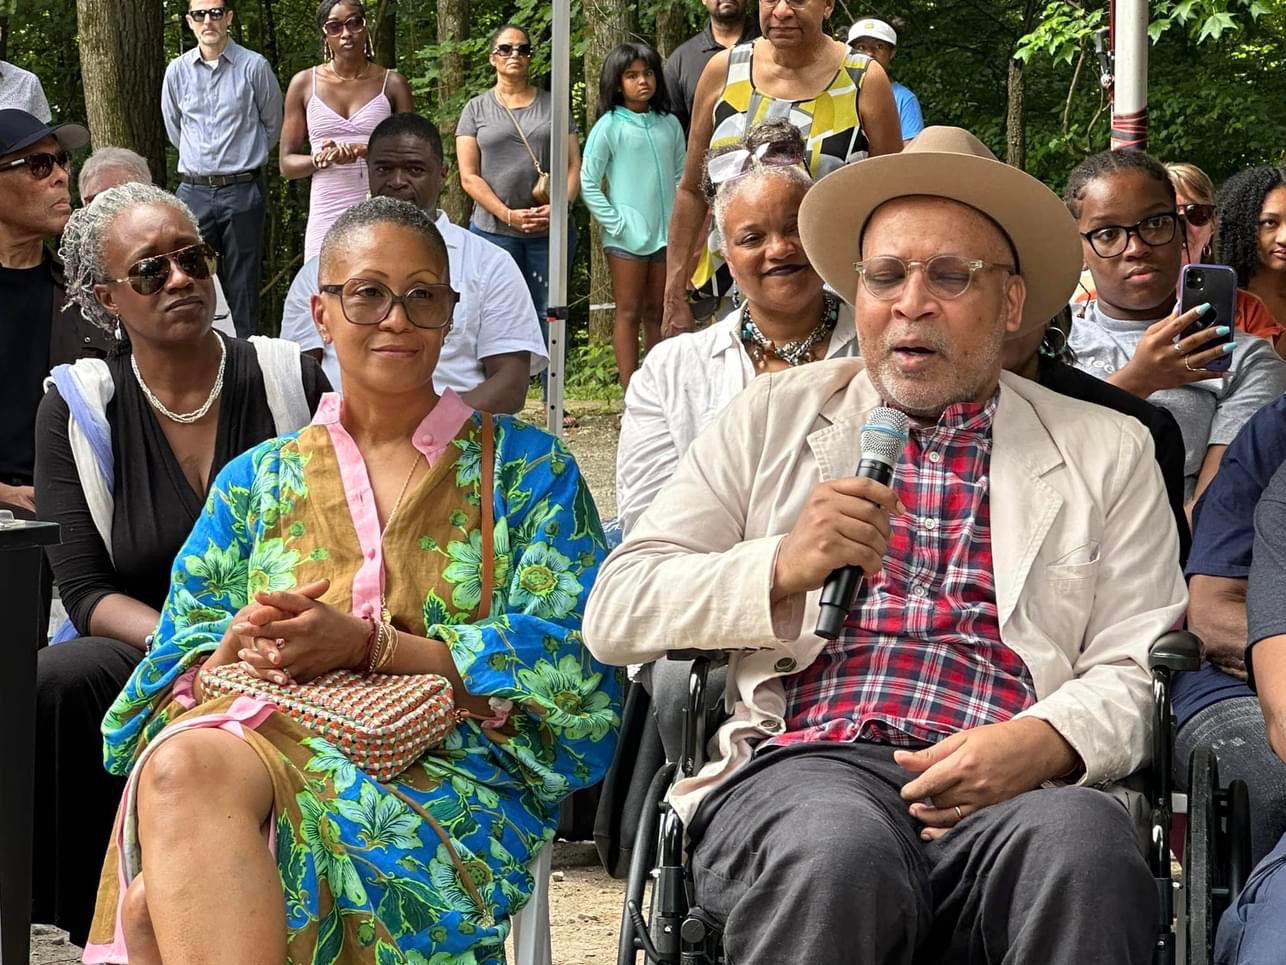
top-left (617, 631), bottom-right (1250, 965)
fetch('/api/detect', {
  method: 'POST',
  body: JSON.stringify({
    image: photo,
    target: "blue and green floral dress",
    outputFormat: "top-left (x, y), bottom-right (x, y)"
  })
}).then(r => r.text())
top-left (84, 392), bottom-right (623, 964)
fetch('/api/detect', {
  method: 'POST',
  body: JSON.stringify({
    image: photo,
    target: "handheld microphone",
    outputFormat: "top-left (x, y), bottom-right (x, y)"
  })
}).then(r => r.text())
top-left (814, 406), bottom-right (911, 640)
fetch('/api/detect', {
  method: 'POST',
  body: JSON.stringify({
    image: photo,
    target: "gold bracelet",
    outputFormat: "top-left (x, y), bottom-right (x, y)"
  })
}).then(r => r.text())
top-left (366, 621), bottom-right (388, 675)
top-left (376, 624), bottom-right (400, 672)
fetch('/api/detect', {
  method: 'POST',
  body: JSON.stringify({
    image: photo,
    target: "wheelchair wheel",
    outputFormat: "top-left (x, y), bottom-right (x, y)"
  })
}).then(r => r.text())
top-left (1185, 747), bottom-right (1251, 965)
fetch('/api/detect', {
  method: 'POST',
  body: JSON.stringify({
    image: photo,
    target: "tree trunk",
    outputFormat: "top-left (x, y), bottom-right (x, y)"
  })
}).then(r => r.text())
top-left (655, 0), bottom-right (690, 59)
top-left (76, 0), bottom-right (166, 181)
top-left (258, 0), bottom-right (281, 69)
top-left (584, 0), bottom-right (636, 343)
top-left (1006, 57), bottom-right (1025, 170)
top-left (437, 0), bottom-right (469, 224)
top-left (375, 0), bottom-right (397, 70)
top-left (0, 15), bottom-right (9, 63)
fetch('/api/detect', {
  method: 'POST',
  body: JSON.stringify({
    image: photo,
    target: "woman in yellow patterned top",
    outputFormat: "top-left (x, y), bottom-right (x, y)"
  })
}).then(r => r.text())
top-left (662, 0), bottom-right (902, 335)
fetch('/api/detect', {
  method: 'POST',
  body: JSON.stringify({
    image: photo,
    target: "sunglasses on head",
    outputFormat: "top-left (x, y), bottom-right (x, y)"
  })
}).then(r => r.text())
top-left (109, 243), bottom-right (218, 296)
top-left (323, 14), bottom-right (366, 36)
top-left (187, 7), bottom-right (228, 21)
top-left (1180, 202), bottom-right (1216, 227)
top-left (494, 42), bottom-right (533, 57)
top-left (706, 140), bottom-right (806, 188)
top-left (2, 150), bottom-right (71, 181)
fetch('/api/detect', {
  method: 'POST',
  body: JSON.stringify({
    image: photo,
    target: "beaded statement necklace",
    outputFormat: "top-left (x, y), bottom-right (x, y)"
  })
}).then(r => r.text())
top-left (739, 291), bottom-right (840, 370)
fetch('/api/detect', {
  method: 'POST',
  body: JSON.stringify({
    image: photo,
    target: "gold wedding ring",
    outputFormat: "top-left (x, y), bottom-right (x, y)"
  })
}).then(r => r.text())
top-left (954, 805), bottom-right (963, 821)
top-left (1184, 357), bottom-right (1196, 372)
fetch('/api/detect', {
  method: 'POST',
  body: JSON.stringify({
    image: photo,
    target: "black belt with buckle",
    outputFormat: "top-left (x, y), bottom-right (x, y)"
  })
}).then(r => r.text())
top-left (182, 171), bottom-right (259, 188)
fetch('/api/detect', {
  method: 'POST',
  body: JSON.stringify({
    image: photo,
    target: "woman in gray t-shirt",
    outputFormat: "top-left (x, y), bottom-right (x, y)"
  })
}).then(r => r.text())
top-left (1064, 149), bottom-right (1286, 506)
top-left (456, 23), bottom-right (580, 339)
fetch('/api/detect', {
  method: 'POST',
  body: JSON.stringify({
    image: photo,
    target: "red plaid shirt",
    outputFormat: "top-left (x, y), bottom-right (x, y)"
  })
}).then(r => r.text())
top-left (775, 393), bottom-right (1036, 748)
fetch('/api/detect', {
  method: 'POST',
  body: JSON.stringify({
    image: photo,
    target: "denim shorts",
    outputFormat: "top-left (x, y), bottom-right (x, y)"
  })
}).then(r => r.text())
top-left (603, 245), bottom-right (666, 264)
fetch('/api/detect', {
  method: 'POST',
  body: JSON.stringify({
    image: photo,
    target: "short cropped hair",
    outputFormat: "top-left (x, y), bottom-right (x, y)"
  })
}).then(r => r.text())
top-left (319, 195), bottom-right (449, 281)
top-left (368, 112), bottom-right (445, 165)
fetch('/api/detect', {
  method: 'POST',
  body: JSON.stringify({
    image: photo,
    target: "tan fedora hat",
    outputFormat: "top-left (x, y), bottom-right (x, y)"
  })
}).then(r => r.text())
top-left (798, 126), bottom-right (1082, 333)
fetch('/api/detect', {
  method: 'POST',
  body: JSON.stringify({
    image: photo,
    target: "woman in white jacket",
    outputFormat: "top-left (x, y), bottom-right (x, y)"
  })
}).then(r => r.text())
top-left (616, 121), bottom-right (858, 533)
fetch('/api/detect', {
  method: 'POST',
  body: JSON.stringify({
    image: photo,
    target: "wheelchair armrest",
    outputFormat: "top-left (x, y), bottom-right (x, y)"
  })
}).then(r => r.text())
top-left (1148, 629), bottom-right (1202, 674)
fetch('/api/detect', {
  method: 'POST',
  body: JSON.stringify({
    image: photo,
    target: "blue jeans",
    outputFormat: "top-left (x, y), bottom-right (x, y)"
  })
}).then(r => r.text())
top-left (469, 223), bottom-right (577, 397)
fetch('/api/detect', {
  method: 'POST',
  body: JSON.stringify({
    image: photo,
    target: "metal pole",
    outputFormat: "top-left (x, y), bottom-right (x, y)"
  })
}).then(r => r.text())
top-left (1111, 0), bottom-right (1148, 150)
top-left (546, 0), bottom-right (571, 438)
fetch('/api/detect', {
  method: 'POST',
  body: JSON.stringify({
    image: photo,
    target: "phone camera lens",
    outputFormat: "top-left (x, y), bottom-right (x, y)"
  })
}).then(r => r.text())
top-left (1190, 270), bottom-right (1205, 287)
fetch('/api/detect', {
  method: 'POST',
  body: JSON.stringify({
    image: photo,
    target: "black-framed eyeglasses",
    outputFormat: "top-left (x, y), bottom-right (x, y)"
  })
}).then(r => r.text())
top-left (854, 254), bottom-right (1014, 300)
top-left (187, 7), bottom-right (229, 22)
top-left (319, 278), bottom-right (458, 330)
top-left (1180, 203), bottom-right (1216, 228)
top-left (493, 42), bottom-right (534, 57)
top-left (1080, 213), bottom-right (1179, 258)
top-left (1, 150), bottom-right (71, 181)
top-left (108, 243), bottom-right (218, 296)
top-left (322, 14), bottom-right (366, 36)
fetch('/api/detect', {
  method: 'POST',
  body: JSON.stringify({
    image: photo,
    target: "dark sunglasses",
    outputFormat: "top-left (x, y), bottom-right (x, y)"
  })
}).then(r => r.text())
top-left (109, 243), bottom-right (218, 296)
top-left (494, 43), bottom-right (534, 57)
top-left (1, 150), bottom-right (71, 181)
top-left (1180, 203), bottom-right (1217, 228)
top-left (323, 14), bottom-right (367, 36)
top-left (187, 7), bottom-right (229, 21)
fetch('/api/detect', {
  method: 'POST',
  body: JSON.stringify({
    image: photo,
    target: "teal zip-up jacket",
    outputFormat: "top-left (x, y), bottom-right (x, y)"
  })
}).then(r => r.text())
top-left (580, 106), bottom-right (686, 257)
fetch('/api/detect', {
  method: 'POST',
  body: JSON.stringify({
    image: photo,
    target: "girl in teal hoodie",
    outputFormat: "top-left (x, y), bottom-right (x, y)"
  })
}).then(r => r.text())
top-left (581, 42), bottom-right (686, 386)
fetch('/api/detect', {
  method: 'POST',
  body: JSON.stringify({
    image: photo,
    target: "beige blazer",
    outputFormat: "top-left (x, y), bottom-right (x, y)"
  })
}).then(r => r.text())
top-left (584, 358), bottom-right (1189, 826)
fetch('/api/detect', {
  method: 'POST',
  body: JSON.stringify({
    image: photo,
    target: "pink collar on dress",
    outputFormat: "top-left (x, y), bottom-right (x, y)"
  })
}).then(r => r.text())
top-left (309, 388), bottom-right (474, 466)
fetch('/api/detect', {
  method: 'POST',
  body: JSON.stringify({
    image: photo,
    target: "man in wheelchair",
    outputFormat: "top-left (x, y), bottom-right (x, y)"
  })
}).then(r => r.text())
top-left (584, 127), bottom-right (1190, 964)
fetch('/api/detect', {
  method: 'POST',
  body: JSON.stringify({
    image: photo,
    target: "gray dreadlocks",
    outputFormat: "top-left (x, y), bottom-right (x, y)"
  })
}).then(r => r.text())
top-left (58, 181), bottom-right (203, 335)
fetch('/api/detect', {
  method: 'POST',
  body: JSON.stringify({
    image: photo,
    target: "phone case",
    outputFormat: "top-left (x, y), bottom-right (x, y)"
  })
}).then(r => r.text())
top-left (1178, 263), bottom-right (1237, 373)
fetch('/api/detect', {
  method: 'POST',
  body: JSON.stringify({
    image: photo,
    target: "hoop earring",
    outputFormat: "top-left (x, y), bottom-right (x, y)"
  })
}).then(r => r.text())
top-left (1040, 324), bottom-right (1068, 356)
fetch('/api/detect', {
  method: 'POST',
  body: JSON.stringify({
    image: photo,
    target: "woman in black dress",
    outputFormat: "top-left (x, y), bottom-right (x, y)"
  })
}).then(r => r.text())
top-left (31, 181), bottom-right (329, 944)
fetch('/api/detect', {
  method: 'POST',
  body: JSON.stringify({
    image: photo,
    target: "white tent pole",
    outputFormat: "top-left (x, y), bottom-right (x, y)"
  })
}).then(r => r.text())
top-left (1110, 0), bottom-right (1148, 150)
top-left (546, 0), bottom-right (571, 438)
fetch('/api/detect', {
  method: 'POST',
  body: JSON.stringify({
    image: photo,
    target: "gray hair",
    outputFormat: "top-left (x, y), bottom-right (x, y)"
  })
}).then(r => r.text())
top-left (78, 146), bottom-right (151, 200)
top-left (712, 163), bottom-right (814, 252)
top-left (59, 182), bottom-right (202, 334)
top-left (319, 195), bottom-right (450, 281)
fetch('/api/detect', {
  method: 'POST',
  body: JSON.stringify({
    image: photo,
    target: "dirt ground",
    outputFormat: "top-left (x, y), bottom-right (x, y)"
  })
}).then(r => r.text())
top-left (31, 402), bottom-right (631, 964)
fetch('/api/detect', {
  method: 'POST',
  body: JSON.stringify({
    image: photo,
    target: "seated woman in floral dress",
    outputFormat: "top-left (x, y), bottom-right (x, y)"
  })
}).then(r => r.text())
top-left (83, 196), bottom-right (622, 964)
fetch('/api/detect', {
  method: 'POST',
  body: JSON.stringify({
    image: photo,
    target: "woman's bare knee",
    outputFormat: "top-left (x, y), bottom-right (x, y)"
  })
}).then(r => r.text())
top-left (139, 729), bottom-right (274, 826)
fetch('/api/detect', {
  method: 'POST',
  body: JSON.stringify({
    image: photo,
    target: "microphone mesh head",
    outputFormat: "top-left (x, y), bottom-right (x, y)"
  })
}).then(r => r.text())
top-left (860, 406), bottom-right (911, 468)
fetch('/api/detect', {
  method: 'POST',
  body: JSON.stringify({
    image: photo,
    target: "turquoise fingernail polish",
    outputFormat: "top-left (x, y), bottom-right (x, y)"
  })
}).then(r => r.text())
top-left (1223, 343), bottom-right (1235, 354)
top-left (1215, 326), bottom-right (1231, 336)
top-left (1198, 302), bottom-right (1212, 313)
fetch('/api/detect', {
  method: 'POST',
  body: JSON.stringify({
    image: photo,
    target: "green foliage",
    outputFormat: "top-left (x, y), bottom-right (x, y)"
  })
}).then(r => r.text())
top-left (564, 338), bottom-right (624, 401)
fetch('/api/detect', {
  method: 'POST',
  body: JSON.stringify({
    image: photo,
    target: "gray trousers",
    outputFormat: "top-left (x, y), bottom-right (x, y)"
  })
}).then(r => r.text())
top-left (688, 741), bottom-right (1158, 965)
top-left (177, 178), bottom-right (266, 337)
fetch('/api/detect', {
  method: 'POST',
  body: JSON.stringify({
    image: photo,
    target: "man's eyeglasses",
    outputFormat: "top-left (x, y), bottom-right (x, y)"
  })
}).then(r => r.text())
top-left (854, 254), bottom-right (1014, 301)
top-left (319, 278), bottom-right (459, 330)
top-left (1180, 203), bottom-right (1217, 228)
top-left (706, 140), bottom-right (806, 188)
top-left (1080, 213), bottom-right (1179, 258)
top-left (322, 14), bottom-right (366, 36)
top-left (1, 151), bottom-right (71, 181)
top-left (187, 7), bottom-right (228, 22)
top-left (494, 43), bottom-right (534, 58)
top-left (108, 243), bottom-right (218, 296)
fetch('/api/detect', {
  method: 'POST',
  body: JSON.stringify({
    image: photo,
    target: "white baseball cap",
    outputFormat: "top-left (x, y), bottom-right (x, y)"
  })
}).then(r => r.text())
top-left (847, 18), bottom-right (898, 46)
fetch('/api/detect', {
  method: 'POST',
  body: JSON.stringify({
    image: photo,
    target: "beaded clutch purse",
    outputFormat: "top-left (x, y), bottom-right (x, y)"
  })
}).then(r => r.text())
top-left (198, 666), bottom-right (461, 781)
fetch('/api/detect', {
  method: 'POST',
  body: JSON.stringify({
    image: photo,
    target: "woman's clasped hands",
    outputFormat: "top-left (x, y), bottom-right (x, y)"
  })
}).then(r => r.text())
top-left (209, 578), bottom-right (373, 685)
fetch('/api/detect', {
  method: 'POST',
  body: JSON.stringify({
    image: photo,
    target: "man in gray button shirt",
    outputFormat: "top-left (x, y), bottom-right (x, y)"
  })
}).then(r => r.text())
top-left (162, 0), bottom-right (283, 336)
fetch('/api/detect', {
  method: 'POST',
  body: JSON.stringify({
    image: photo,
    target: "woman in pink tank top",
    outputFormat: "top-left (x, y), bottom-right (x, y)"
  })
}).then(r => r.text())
top-left (280, 0), bottom-right (414, 259)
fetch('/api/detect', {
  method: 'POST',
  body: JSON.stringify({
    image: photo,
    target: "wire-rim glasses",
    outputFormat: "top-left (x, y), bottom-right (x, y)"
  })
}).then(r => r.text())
top-left (319, 278), bottom-right (458, 330)
top-left (854, 254), bottom-right (1014, 300)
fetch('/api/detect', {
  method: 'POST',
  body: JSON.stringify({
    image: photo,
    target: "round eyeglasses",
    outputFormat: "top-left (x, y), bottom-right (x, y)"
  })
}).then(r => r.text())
top-left (319, 278), bottom-right (458, 330)
top-left (1179, 203), bottom-right (1216, 228)
top-left (854, 254), bottom-right (1014, 301)
top-left (1080, 213), bottom-right (1180, 258)
top-left (322, 14), bottom-right (366, 36)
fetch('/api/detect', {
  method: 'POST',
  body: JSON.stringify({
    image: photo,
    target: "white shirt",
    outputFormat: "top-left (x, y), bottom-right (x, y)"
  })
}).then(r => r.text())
top-left (281, 211), bottom-right (548, 393)
top-left (0, 61), bottom-right (50, 121)
top-left (616, 300), bottom-right (858, 534)
top-left (211, 275), bottom-right (237, 338)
